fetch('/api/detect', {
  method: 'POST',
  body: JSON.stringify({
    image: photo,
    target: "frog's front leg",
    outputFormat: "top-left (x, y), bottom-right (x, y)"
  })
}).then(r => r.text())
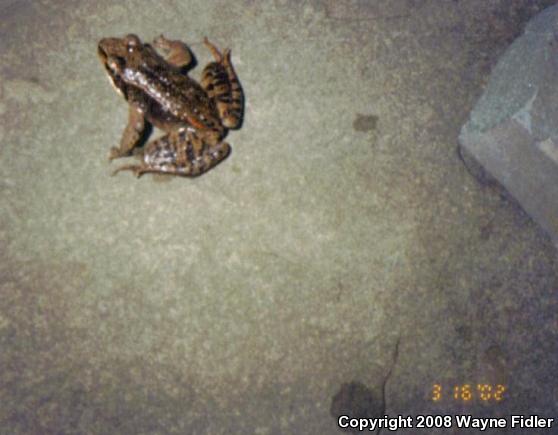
top-left (201, 38), bottom-right (244, 129)
top-left (112, 129), bottom-right (230, 177)
top-left (109, 105), bottom-right (146, 160)
top-left (153, 35), bottom-right (195, 70)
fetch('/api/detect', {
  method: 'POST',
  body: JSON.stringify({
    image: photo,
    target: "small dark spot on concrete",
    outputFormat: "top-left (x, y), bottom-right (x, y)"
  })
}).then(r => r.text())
top-left (479, 220), bottom-right (494, 241)
top-left (353, 114), bottom-right (379, 132)
top-left (455, 324), bottom-right (473, 342)
top-left (330, 381), bottom-right (383, 433)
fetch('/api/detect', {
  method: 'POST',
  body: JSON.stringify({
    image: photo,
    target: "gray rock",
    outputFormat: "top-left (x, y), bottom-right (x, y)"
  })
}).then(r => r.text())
top-left (459, 5), bottom-right (558, 246)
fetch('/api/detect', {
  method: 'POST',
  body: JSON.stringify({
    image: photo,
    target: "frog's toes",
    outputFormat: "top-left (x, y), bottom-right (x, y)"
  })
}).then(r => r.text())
top-left (153, 34), bottom-right (169, 48)
top-left (111, 164), bottom-right (145, 178)
top-left (203, 37), bottom-right (223, 62)
top-left (222, 49), bottom-right (233, 68)
top-left (108, 146), bottom-right (124, 161)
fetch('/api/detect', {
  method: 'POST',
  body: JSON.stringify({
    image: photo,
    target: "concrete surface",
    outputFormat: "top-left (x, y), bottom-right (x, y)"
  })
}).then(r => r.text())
top-left (1, 1), bottom-right (557, 434)
top-left (459, 4), bottom-right (558, 246)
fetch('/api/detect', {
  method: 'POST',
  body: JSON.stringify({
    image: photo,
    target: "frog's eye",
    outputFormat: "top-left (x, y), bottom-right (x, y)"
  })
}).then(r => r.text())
top-left (125, 34), bottom-right (141, 51)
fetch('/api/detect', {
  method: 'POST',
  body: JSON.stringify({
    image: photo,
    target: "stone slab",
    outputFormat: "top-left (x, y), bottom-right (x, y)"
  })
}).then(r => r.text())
top-left (459, 5), bottom-right (558, 245)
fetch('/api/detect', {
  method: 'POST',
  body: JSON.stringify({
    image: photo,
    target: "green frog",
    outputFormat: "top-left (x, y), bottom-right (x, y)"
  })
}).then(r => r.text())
top-left (97, 34), bottom-right (244, 177)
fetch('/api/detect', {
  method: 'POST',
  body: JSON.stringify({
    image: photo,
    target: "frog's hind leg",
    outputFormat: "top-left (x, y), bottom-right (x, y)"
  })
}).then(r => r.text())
top-left (112, 129), bottom-right (231, 178)
top-left (153, 35), bottom-right (195, 70)
top-left (201, 38), bottom-right (244, 129)
top-left (109, 105), bottom-right (146, 160)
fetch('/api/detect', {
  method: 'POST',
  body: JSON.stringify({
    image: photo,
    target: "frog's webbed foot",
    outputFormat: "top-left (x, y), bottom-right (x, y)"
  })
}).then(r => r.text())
top-left (153, 34), bottom-right (195, 70)
top-left (109, 105), bottom-right (146, 161)
top-left (203, 37), bottom-right (225, 63)
top-left (203, 38), bottom-right (234, 69)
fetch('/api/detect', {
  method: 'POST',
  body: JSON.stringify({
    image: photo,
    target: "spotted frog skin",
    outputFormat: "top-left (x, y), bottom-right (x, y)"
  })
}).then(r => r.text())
top-left (97, 34), bottom-right (243, 177)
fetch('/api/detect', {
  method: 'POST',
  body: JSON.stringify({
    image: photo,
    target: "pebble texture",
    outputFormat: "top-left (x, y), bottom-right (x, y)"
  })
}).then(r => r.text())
top-left (459, 4), bottom-right (558, 246)
top-left (1, 1), bottom-right (557, 434)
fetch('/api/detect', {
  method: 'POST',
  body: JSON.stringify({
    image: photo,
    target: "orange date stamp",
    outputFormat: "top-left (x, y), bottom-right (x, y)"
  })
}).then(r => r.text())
top-left (431, 383), bottom-right (506, 403)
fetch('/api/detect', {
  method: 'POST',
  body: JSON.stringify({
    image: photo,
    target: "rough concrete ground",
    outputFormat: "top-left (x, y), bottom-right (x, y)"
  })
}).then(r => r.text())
top-left (1, 1), bottom-right (557, 434)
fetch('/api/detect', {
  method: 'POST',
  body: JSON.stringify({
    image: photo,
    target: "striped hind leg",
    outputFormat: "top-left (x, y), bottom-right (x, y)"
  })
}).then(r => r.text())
top-left (201, 38), bottom-right (244, 129)
top-left (112, 129), bottom-right (231, 178)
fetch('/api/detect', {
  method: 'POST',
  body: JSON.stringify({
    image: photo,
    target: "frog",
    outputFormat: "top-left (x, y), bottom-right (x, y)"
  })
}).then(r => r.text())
top-left (97, 34), bottom-right (244, 177)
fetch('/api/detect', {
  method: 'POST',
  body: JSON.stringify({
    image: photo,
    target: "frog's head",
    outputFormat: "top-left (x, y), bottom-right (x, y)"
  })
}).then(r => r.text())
top-left (98, 34), bottom-right (143, 97)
